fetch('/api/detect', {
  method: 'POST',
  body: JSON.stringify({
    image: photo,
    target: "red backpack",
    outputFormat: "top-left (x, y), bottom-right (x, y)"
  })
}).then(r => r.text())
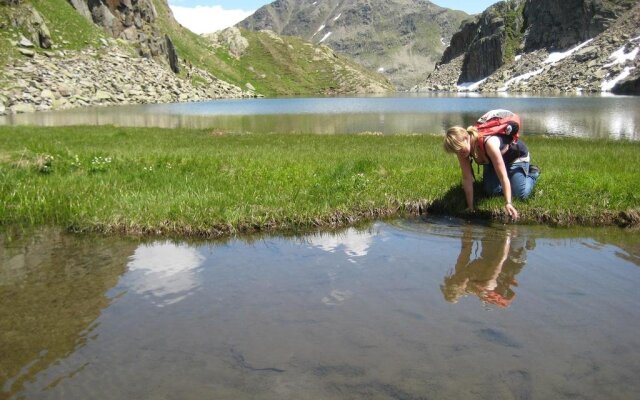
top-left (474, 109), bottom-right (521, 155)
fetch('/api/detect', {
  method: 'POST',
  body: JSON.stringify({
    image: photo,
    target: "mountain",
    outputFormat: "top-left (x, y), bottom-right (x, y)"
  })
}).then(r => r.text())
top-left (0, 0), bottom-right (391, 116)
top-left (414, 0), bottom-right (640, 94)
top-left (238, 0), bottom-right (469, 90)
top-left (203, 27), bottom-right (392, 96)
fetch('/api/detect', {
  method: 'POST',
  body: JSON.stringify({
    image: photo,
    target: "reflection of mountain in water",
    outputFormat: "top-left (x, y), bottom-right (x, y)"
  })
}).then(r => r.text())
top-left (3, 96), bottom-right (638, 139)
top-left (126, 242), bottom-right (205, 307)
top-left (0, 229), bottom-right (135, 398)
top-left (529, 108), bottom-right (638, 139)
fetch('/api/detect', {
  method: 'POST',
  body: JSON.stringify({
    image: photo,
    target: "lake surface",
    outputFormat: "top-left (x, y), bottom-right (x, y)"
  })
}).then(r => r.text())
top-left (1, 94), bottom-right (639, 140)
top-left (2, 219), bottom-right (639, 399)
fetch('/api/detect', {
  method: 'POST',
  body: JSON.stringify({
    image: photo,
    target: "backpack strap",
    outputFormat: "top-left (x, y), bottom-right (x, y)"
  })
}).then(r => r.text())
top-left (477, 134), bottom-right (488, 158)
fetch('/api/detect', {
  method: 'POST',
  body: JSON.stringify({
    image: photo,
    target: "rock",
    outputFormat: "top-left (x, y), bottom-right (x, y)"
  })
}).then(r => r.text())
top-left (447, 1), bottom-right (524, 83)
top-left (18, 48), bottom-right (35, 57)
top-left (0, 103), bottom-right (5, 116)
top-left (574, 45), bottom-right (599, 62)
top-left (165, 35), bottom-right (180, 74)
top-left (1, 35), bottom-right (246, 115)
top-left (40, 89), bottom-right (55, 100)
top-left (91, 4), bottom-right (117, 36)
top-left (68, 0), bottom-right (93, 22)
top-left (612, 71), bottom-right (640, 95)
top-left (94, 90), bottom-right (113, 100)
top-left (414, 0), bottom-right (640, 95)
top-left (204, 27), bottom-right (249, 58)
top-left (57, 84), bottom-right (73, 97)
top-left (523, 0), bottom-right (634, 52)
top-left (27, 6), bottom-right (52, 49)
top-left (155, 93), bottom-right (170, 102)
top-left (594, 69), bottom-right (608, 79)
top-left (139, 0), bottom-right (158, 22)
top-left (14, 7), bottom-right (52, 49)
top-left (73, 95), bottom-right (90, 104)
top-left (120, 26), bottom-right (137, 41)
top-left (10, 103), bottom-right (36, 113)
top-left (51, 98), bottom-right (69, 109)
top-left (245, 82), bottom-right (256, 91)
top-left (35, 103), bottom-right (52, 112)
top-left (19, 36), bottom-right (34, 48)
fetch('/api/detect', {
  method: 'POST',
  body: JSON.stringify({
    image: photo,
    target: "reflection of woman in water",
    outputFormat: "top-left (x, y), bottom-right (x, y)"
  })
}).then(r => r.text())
top-left (441, 226), bottom-right (533, 308)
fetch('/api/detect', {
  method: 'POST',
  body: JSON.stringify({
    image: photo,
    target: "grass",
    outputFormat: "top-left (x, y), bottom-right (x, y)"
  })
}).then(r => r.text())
top-left (0, 125), bottom-right (638, 237)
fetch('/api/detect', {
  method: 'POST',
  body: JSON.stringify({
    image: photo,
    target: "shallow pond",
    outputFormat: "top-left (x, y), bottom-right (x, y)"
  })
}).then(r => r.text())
top-left (1, 219), bottom-right (639, 399)
top-left (1, 94), bottom-right (639, 140)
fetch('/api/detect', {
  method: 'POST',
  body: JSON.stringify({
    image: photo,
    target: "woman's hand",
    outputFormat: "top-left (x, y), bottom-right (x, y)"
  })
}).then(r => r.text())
top-left (505, 203), bottom-right (519, 221)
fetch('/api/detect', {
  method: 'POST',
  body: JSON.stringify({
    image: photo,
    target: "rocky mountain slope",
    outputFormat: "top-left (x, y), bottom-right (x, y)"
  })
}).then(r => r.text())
top-left (0, 0), bottom-right (391, 116)
top-left (238, 0), bottom-right (468, 90)
top-left (414, 0), bottom-right (640, 94)
top-left (204, 27), bottom-right (392, 96)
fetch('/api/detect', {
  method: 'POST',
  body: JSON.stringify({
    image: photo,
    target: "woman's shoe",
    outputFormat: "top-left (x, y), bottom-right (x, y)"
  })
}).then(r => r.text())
top-left (529, 164), bottom-right (541, 178)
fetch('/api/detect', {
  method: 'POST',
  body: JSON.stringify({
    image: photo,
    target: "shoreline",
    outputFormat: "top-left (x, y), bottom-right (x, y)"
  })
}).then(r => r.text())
top-left (3, 204), bottom-right (638, 240)
top-left (61, 206), bottom-right (640, 239)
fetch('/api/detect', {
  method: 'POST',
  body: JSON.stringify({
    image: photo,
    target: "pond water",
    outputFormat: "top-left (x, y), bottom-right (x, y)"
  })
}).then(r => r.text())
top-left (1, 94), bottom-right (639, 140)
top-left (1, 219), bottom-right (639, 399)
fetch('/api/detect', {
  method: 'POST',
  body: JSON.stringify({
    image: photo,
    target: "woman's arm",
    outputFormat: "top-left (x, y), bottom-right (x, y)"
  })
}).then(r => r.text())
top-left (485, 139), bottom-right (519, 220)
top-left (457, 153), bottom-right (475, 210)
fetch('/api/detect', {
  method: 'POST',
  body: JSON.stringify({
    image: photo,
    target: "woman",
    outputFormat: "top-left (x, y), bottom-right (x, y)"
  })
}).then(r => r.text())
top-left (443, 118), bottom-right (540, 221)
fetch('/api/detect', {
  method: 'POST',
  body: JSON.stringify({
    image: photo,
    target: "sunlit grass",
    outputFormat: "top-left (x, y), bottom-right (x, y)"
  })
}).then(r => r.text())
top-left (0, 126), bottom-right (638, 236)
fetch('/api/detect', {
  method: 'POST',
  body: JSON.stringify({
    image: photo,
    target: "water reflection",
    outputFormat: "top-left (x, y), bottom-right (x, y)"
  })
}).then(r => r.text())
top-left (126, 242), bottom-right (205, 307)
top-left (441, 226), bottom-right (534, 308)
top-left (305, 227), bottom-right (375, 259)
top-left (2, 223), bottom-right (640, 400)
top-left (0, 229), bottom-right (135, 398)
top-left (530, 107), bottom-right (638, 140)
top-left (1, 94), bottom-right (638, 139)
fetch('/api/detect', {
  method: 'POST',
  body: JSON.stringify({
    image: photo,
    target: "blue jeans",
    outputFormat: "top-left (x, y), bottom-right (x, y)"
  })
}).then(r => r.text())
top-left (482, 162), bottom-right (539, 199)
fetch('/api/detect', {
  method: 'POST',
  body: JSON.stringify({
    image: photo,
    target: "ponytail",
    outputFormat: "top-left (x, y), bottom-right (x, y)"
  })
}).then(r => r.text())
top-left (466, 126), bottom-right (479, 159)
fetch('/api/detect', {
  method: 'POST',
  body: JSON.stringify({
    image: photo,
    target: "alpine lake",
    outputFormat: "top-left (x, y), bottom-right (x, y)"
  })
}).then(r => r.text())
top-left (1, 93), bottom-right (640, 399)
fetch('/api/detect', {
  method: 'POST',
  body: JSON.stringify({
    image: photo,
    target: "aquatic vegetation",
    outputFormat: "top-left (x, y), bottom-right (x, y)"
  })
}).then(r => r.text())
top-left (0, 125), bottom-right (638, 237)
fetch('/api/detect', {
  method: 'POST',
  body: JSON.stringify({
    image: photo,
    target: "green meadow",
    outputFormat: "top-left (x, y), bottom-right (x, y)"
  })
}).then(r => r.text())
top-left (0, 125), bottom-right (638, 237)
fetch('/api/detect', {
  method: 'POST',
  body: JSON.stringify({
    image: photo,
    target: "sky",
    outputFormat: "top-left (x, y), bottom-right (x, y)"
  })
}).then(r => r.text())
top-left (168, 0), bottom-right (500, 34)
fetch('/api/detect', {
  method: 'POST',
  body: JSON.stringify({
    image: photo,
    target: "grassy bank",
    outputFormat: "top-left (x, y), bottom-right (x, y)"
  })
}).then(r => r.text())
top-left (0, 126), bottom-right (638, 237)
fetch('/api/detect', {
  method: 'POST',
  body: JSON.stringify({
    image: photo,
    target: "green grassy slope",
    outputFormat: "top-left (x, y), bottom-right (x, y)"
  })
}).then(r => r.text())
top-left (214, 29), bottom-right (394, 96)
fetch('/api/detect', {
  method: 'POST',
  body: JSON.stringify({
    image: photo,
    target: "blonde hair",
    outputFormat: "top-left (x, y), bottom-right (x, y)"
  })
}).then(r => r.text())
top-left (443, 125), bottom-right (479, 158)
